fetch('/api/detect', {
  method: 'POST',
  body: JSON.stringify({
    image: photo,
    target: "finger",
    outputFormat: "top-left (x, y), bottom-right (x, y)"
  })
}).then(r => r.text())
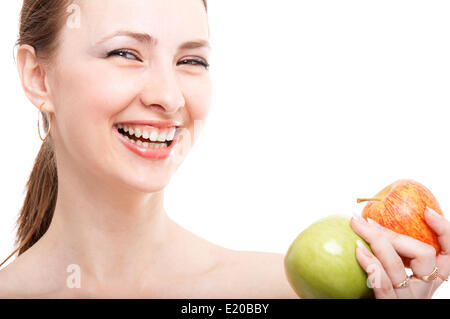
top-left (367, 219), bottom-right (436, 276)
top-left (355, 240), bottom-right (397, 298)
top-left (424, 207), bottom-right (450, 255)
top-left (367, 218), bottom-right (436, 296)
top-left (351, 215), bottom-right (412, 298)
top-left (424, 207), bottom-right (450, 286)
top-left (424, 207), bottom-right (450, 291)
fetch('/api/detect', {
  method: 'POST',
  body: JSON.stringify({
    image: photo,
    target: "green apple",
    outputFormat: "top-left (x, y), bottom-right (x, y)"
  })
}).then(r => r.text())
top-left (284, 214), bottom-right (374, 299)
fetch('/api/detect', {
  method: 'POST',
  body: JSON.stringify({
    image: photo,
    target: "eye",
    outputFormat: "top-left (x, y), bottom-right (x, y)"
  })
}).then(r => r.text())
top-left (178, 57), bottom-right (210, 69)
top-left (106, 49), bottom-right (142, 62)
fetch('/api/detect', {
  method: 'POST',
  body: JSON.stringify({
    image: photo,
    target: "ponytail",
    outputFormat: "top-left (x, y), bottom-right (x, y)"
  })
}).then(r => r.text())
top-left (1, 0), bottom-right (70, 268)
top-left (0, 114), bottom-right (57, 267)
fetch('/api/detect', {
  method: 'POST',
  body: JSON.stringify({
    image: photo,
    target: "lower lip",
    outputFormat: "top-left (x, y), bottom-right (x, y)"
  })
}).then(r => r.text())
top-left (113, 126), bottom-right (179, 160)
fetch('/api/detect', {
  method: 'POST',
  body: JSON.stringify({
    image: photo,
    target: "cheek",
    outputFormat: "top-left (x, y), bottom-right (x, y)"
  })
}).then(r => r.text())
top-left (180, 74), bottom-right (211, 148)
top-left (183, 74), bottom-right (212, 122)
top-left (51, 62), bottom-right (142, 140)
top-left (61, 64), bottom-right (141, 119)
top-left (48, 63), bottom-right (146, 177)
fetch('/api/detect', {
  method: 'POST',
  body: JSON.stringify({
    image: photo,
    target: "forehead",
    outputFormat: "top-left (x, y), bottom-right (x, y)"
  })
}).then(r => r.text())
top-left (75, 0), bottom-right (209, 46)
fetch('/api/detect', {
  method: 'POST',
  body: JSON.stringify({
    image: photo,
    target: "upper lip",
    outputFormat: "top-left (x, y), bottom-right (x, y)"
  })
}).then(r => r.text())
top-left (115, 119), bottom-right (182, 129)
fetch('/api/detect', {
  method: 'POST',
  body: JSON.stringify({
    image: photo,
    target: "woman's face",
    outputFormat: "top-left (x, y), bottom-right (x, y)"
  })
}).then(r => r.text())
top-left (46, 0), bottom-right (211, 192)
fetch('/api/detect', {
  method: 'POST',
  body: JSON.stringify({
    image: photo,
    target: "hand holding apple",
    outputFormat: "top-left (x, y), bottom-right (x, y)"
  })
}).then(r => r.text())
top-left (356, 179), bottom-right (443, 267)
top-left (350, 207), bottom-right (450, 298)
top-left (352, 179), bottom-right (450, 298)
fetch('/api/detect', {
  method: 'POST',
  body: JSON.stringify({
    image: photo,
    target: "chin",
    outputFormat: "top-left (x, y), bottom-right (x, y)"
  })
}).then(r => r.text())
top-left (136, 184), bottom-right (167, 194)
top-left (122, 170), bottom-right (173, 194)
top-left (121, 179), bottom-right (169, 194)
top-left (103, 137), bottom-right (189, 194)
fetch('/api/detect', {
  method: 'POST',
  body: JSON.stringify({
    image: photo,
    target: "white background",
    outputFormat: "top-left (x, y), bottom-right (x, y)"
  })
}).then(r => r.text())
top-left (0, 1), bottom-right (449, 298)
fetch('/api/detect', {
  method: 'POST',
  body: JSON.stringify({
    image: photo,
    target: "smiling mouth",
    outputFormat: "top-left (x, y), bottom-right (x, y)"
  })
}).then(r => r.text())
top-left (116, 124), bottom-right (176, 148)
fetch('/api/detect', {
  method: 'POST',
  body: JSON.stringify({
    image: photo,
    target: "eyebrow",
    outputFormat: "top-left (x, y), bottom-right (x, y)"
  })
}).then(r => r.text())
top-left (95, 30), bottom-right (211, 50)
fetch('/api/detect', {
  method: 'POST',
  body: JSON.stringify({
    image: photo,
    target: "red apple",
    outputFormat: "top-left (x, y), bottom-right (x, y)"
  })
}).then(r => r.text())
top-left (357, 179), bottom-right (444, 267)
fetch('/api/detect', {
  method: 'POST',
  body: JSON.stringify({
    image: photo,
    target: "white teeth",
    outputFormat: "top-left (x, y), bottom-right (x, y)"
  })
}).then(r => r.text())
top-left (166, 128), bottom-right (176, 141)
top-left (134, 128), bottom-right (142, 138)
top-left (141, 141), bottom-right (168, 149)
top-left (123, 134), bottom-right (168, 148)
top-left (157, 131), bottom-right (167, 142)
top-left (119, 124), bottom-right (176, 143)
top-left (149, 130), bottom-right (159, 142)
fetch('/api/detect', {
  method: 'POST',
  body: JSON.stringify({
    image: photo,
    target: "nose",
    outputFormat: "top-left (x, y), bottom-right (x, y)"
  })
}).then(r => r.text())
top-left (139, 65), bottom-right (185, 114)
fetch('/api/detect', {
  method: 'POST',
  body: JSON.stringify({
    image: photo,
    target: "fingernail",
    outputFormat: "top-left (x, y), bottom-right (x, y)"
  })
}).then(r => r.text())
top-left (352, 213), bottom-right (367, 225)
top-left (426, 207), bottom-right (442, 219)
top-left (356, 240), bottom-right (372, 257)
top-left (367, 218), bottom-right (385, 230)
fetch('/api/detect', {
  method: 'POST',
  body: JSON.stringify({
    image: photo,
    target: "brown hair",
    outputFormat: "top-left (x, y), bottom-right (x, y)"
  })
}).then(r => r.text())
top-left (1, 0), bottom-right (208, 268)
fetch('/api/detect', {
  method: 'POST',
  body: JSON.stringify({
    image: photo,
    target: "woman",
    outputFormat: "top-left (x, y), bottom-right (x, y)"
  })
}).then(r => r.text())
top-left (0, 0), bottom-right (297, 298)
top-left (0, 0), bottom-right (448, 298)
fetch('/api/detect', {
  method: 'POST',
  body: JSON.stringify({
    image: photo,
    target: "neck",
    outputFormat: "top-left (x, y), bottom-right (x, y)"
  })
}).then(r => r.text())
top-left (37, 158), bottom-right (175, 295)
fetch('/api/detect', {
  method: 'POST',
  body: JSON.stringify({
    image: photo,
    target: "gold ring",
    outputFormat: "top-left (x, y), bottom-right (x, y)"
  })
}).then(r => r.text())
top-left (411, 266), bottom-right (439, 282)
top-left (393, 277), bottom-right (410, 289)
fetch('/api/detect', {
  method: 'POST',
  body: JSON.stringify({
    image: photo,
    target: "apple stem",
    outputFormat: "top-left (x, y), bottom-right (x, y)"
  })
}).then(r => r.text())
top-left (357, 198), bottom-right (381, 203)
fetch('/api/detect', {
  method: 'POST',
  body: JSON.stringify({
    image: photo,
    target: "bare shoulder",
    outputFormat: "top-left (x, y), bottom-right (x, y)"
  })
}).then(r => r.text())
top-left (0, 253), bottom-right (53, 298)
top-left (169, 224), bottom-right (298, 298)
top-left (214, 249), bottom-right (299, 299)
top-left (0, 263), bottom-right (21, 298)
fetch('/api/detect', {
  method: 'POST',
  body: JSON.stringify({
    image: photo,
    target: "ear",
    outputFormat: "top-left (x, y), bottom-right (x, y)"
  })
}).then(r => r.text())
top-left (16, 44), bottom-right (54, 113)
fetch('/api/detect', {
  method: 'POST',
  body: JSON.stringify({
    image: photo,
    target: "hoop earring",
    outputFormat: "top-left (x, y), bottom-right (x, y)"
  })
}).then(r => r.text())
top-left (37, 102), bottom-right (52, 142)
